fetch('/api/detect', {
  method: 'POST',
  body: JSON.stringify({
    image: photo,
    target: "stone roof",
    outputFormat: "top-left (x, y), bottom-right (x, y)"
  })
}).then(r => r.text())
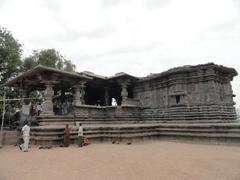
top-left (79, 71), bottom-right (139, 81)
top-left (78, 71), bottom-right (107, 80)
top-left (140, 63), bottom-right (238, 82)
top-left (6, 65), bottom-right (91, 86)
top-left (6, 63), bottom-right (237, 87)
top-left (108, 72), bottom-right (139, 80)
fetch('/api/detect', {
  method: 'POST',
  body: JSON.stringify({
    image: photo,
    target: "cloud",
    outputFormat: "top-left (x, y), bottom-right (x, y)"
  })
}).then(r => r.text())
top-left (100, 0), bottom-right (131, 7)
top-left (41, 0), bottom-right (62, 13)
top-left (144, 0), bottom-right (172, 9)
top-left (0, 0), bottom-right (7, 11)
top-left (233, 0), bottom-right (240, 10)
top-left (75, 23), bottom-right (116, 39)
top-left (50, 23), bottom-right (116, 42)
top-left (1, 0), bottom-right (240, 107)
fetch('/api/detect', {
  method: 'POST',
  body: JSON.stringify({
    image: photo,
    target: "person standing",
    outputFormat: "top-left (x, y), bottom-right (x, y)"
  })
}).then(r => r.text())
top-left (19, 121), bottom-right (30, 152)
top-left (78, 123), bottom-right (83, 147)
top-left (63, 124), bottom-right (70, 147)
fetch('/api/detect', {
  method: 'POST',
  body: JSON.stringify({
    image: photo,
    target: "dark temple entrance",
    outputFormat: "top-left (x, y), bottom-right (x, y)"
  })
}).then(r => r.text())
top-left (84, 80), bottom-right (123, 106)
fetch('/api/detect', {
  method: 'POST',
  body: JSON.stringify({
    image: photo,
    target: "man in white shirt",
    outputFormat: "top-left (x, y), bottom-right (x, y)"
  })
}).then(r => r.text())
top-left (19, 121), bottom-right (30, 152)
top-left (78, 123), bottom-right (83, 147)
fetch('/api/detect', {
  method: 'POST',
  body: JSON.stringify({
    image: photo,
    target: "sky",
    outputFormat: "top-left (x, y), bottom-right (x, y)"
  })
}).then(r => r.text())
top-left (0, 0), bottom-right (240, 108)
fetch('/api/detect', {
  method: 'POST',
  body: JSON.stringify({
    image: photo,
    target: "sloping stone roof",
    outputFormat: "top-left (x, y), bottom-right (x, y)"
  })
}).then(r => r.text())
top-left (6, 65), bottom-right (91, 86)
top-left (6, 63), bottom-right (238, 87)
top-left (139, 63), bottom-right (238, 82)
top-left (108, 72), bottom-right (139, 80)
top-left (78, 71), bottom-right (107, 80)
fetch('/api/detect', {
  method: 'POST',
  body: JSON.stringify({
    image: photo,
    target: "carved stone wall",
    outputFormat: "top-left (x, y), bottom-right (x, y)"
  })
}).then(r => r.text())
top-left (133, 64), bottom-right (236, 110)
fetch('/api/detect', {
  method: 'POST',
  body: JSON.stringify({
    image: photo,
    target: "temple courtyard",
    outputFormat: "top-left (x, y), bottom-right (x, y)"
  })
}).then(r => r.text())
top-left (0, 141), bottom-right (240, 180)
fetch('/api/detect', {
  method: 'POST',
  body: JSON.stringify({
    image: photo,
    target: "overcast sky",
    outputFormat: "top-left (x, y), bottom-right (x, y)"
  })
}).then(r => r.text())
top-left (0, 0), bottom-right (240, 107)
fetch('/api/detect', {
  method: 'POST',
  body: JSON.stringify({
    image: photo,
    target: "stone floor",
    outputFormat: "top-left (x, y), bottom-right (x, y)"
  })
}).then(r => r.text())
top-left (0, 141), bottom-right (240, 180)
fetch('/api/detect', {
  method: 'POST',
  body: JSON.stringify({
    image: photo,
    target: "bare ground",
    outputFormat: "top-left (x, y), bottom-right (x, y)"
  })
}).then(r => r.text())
top-left (0, 141), bottom-right (240, 180)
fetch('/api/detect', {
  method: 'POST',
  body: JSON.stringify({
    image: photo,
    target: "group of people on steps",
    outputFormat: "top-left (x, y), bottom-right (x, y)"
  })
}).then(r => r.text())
top-left (19, 122), bottom-right (86, 152)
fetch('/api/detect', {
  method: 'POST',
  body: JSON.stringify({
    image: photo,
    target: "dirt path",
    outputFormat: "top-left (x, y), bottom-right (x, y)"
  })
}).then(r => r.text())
top-left (0, 141), bottom-right (240, 180)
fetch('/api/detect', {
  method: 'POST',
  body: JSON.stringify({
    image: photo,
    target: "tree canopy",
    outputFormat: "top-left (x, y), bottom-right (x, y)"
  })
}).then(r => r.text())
top-left (22, 49), bottom-right (76, 72)
top-left (0, 27), bottom-right (23, 113)
top-left (0, 27), bottom-right (22, 87)
top-left (0, 27), bottom-right (77, 115)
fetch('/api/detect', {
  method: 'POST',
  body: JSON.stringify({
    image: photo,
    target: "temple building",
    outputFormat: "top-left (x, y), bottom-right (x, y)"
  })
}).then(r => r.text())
top-left (6, 63), bottom-right (240, 145)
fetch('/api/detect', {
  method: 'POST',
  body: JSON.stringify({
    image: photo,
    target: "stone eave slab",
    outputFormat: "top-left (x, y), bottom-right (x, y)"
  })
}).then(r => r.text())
top-left (6, 65), bottom-right (92, 86)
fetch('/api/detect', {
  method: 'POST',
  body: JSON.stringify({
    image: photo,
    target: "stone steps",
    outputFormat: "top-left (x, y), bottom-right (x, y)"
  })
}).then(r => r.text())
top-left (141, 113), bottom-right (236, 118)
top-left (39, 122), bottom-right (76, 126)
top-left (38, 118), bottom-right (236, 126)
top-left (38, 117), bottom-right (236, 126)
top-left (157, 128), bottom-right (240, 133)
top-left (158, 132), bottom-right (240, 138)
top-left (32, 103), bottom-right (238, 145)
top-left (31, 123), bottom-right (240, 145)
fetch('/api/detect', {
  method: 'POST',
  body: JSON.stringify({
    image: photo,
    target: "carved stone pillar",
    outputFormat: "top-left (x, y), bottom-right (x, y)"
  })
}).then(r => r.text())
top-left (73, 82), bottom-right (85, 106)
top-left (80, 83), bottom-right (85, 104)
top-left (19, 88), bottom-right (27, 105)
top-left (73, 86), bottom-right (81, 106)
top-left (41, 82), bottom-right (55, 116)
top-left (121, 83), bottom-right (128, 105)
top-left (104, 87), bottom-right (109, 106)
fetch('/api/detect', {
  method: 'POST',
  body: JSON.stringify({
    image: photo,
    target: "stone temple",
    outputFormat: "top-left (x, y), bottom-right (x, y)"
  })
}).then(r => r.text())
top-left (6, 62), bottom-right (240, 145)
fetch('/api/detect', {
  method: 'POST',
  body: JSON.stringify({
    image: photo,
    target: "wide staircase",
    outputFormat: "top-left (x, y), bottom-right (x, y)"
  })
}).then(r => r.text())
top-left (31, 105), bottom-right (240, 146)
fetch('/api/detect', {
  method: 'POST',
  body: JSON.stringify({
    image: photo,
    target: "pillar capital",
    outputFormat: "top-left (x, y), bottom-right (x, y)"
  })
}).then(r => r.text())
top-left (41, 80), bottom-right (58, 85)
top-left (118, 79), bottom-right (131, 87)
top-left (73, 83), bottom-right (86, 89)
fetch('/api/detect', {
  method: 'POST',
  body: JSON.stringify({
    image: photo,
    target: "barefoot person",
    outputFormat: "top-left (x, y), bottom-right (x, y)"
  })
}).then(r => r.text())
top-left (63, 124), bottom-right (70, 147)
top-left (19, 121), bottom-right (30, 152)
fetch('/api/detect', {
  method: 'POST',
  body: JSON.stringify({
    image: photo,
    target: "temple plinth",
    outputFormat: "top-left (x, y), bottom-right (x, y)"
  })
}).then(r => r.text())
top-left (5, 63), bottom-right (240, 145)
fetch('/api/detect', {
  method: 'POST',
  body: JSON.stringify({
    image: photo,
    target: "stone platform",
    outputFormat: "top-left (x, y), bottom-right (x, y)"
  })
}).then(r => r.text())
top-left (6, 63), bottom-right (239, 146)
top-left (31, 116), bottom-right (240, 146)
top-left (31, 104), bottom-right (240, 146)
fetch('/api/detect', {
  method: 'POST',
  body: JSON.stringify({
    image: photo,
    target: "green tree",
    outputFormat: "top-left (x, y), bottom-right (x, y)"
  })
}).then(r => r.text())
top-left (63, 60), bottom-right (76, 72)
top-left (22, 49), bottom-right (76, 72)
top-left (0, 27), bottom-right (22, 87)
top-left (38, 49), bottom-right (63, 68)
top-left (21, 54), bottom-right (38, 71)
top-left (0, 27), bottom-right (22, 115)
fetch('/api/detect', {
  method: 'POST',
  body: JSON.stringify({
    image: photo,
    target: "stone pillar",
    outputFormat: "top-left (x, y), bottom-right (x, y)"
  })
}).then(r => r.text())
top-left (80, 83), bottom-right (85, 104)
top-left (104, 87), bottom-right (110, 106)
top-left (73, 83), bottom-right (85, 106)
top-left (19, 88), bottom-right (27, 105)
top-left (41, 82), bottom-right (55, 116)
top-left (73, 85), bottom-right (81, 106)
top-left (19, 88), bottom-right (29, 126)
top-left (120, 83), bottom-right (128, 105)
